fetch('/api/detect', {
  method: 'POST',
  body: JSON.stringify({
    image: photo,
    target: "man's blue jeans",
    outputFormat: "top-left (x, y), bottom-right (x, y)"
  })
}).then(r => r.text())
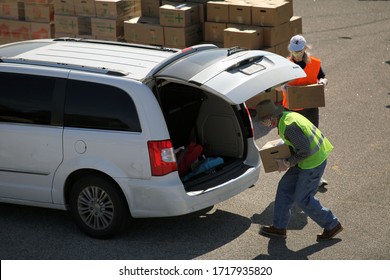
top-left (273, 160), bottom-right (339, 230)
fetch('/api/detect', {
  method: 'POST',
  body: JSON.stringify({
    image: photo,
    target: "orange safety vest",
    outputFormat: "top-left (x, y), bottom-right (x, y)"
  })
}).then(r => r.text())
top-left (282, 56), bottom-right (321, 110)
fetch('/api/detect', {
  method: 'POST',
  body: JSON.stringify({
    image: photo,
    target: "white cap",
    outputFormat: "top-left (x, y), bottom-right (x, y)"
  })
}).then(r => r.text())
top-left (289, 35), bottom-right (306, 52)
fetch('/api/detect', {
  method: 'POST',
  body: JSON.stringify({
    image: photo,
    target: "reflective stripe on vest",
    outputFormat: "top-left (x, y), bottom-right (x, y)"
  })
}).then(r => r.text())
top-left (282, 56), bottom-right (322, 109)
top-left (308, 125), bottom-right (325, 156)
top-left (278, 111), bottom-right (333, 169)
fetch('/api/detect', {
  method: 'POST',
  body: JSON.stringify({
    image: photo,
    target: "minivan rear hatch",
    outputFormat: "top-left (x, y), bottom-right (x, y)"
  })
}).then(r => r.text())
top-left (153, 47), bottom-right (306, 104)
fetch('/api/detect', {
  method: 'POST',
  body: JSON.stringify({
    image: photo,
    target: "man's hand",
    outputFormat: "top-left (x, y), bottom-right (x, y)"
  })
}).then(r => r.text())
top-left (275, 159), bottom-right (290, 173)
top-left (318, 78), bottom-right (328, 86)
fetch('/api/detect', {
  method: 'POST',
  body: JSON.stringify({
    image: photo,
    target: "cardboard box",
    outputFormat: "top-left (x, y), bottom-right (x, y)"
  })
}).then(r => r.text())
top-left (141, 0), bottom-right (162, 18)
top-left (285, 84), bottom-right (325, 109)
top-left (31, 22), bottom-right (55, 39)
top-left (25, 3), bottom-right (55, 23)
top-left (25, 0), bottom-right (54, 4)
top-left (259, 139), bottom-right (291, 173)
top-left (262, 20), bottom-right (290, 47)
top-left (164, 23), bottom-right (201, 49)
top-left (251, 1), bottom-right (293, 27)
top-left (159, 4), bottom-right (200, 27)
top-left (95, 0), bottom-right (141, 19)
top-left (124, 16), bottom-right (164, 46)
top-left (229, 2), bottom-right (251, 25)
top-left (91, 17), bottom-right (125, 40)
top-left (0, 1), bottom-right (25, 21)
top-left (204, 21), bottom-right (226, 42)
top-left (245, 88), bottom-right (277, 109)
top-left (289, 15), bottom-right (303, 36)
top-left (74, 0), bottom-right (96, 17)
top-left (21, 0), bottom-right (54, 4)
top-left (190, 1), bottom-right (206, 23)
top-left (224, 25), bottom-right (262, 50)
top-left (54, 14), bottom-right (91, 35)
top-left (207, 1), bottom-right (229, 23)
top-left (54, 0), bottom-right (75, 15)
top-left (0, 19), bottom-right (31, 43)
top-left (272, 39), bottom-right (290, 57)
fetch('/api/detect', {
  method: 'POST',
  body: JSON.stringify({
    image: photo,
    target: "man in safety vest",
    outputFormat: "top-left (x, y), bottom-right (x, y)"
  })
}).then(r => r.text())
top-left (282, 34), bottom-right (329, 189)
top-left (256, 100), bottom-right (343, 241)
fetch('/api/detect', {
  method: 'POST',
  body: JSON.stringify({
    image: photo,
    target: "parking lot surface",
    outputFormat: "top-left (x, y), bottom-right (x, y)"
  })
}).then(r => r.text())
top-left (0, 0), bottom-right (389, 260)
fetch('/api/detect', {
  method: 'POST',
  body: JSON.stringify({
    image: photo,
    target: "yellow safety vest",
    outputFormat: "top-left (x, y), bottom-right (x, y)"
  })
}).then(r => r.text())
top-left (278, 111), bottom-right (333, 169)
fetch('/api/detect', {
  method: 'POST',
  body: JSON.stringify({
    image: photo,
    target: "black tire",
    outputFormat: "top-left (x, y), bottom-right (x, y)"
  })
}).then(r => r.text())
top-left (69, 175), bottom-right (130, 239)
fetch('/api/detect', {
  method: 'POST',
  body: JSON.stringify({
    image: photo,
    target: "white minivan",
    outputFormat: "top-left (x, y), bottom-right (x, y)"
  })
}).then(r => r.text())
top-left (0, 39), bottom-right (305, 238)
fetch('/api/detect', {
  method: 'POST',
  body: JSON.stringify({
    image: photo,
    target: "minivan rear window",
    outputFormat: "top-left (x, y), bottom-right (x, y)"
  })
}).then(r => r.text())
top-left (64, 80), bottom-right (141, 132)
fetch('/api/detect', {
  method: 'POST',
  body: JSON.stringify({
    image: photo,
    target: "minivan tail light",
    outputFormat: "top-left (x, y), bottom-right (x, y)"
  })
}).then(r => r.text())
top-left (148, 140), bottom-right (177, 176)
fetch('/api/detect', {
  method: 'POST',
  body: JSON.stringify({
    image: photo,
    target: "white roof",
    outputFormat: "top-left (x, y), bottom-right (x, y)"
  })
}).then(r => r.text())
top-left (1, 39), bottom-right (178, 80)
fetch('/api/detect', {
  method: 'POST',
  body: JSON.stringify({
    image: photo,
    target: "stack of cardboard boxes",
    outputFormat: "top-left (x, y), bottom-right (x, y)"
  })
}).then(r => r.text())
top-left (0, 0), bottom-right (55, 44)
top-left (54, 0), bottom-right (141, 41)
top-left (124, 0), bottom-right (207, 48)
top-left (1, 0), bottom-right (302, 55)
top-left (205, 0), bottom-right (301, 57)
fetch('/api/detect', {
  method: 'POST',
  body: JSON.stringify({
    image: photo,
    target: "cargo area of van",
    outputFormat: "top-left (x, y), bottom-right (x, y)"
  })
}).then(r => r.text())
top-left (156, 82), bottom-right (253, 192)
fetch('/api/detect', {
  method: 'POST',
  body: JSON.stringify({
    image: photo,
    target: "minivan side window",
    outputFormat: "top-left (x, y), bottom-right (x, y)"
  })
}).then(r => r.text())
top-left (64, 80), bottom-right (141, 132)
top-left (0, 73), bottom-right (55, 125)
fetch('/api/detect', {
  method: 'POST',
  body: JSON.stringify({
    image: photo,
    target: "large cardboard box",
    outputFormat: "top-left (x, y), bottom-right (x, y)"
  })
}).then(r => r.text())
top-left (54, 0), bottom-right (75, 15)
top-left (124, 16), bottom-right (164, 46)
top-left (262, 20), bottom-right (290, 47)
top-left (141, 0), bottom-right (162, 18)
top-left (25, 3), bottom-right (55, 23)
top-left (55, 14), bottom-right (91, 35)
top-left (0, 1), bottom-right (25, 21)
top-left (159, 4), bottom-right (200, 27)
top-left (224, 24), bottom-right (262, 50)
top-left (0, 19), bottom-right (31, 43)
top-left (289, 15), bottom-right (303, 36)
top-left (164, 23), bottom-right (201, 49)
top-left (31, 22), bottom-right (55, 39)
top-left (204, 21), bottom-right (226, 42)
top-left (74, 0), bottom-right (96, 17)
top-left (229, 2), bottom-right (251, 25)
top-left (245, 88), bottom-right (277, 109)
top-left (259, 139), bottom-right (291, 173)
top-left (95, 0), bottom-right (140, 19)
top-left (251, 1), bottom-right (293, 27)
top-left (285, 84), bottom-right (325, 109)
top-left (25, 0), bottom-right (54, 3)
top-left (91, 17), bottom-right (125, 40)
top-left (207, 1), bottom-right (229, 23)
top-left (189, 1), bottom-right (206, 23)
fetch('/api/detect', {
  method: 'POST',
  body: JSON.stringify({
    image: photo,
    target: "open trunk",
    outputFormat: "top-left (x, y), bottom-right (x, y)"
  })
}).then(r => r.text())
top-left (157, 82), bottom-right (253, 192)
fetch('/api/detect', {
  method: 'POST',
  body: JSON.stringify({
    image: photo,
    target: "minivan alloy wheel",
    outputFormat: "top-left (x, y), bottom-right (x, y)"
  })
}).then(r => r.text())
top-left (69, 175), bottom-right (130, 239)
top-left (78, 186), bottom-right (114, 230)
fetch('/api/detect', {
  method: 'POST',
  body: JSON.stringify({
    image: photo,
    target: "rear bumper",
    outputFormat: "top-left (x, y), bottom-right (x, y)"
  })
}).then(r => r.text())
top-left (116, 163), bottom-right (260, 218)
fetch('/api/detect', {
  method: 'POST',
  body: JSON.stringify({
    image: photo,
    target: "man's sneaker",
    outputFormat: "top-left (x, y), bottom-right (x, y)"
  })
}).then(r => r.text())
top-left (318, 177), bottom-right (328, 188)
top-left (317, 222), bottom-right (343, 241)
top-left (260, 225), bottom-right (287, 239)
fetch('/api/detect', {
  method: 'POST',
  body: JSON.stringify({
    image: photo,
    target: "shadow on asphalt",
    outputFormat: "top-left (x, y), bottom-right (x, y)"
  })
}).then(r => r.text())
top-left (251, 201), bottom-right (342, 259)
top-left (252, 238), bottom-right (342, 260)
top-left (0, 203), bottom-right (251, 260)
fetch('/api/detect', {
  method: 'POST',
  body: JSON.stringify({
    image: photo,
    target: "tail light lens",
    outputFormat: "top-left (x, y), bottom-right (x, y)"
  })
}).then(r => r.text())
top-left (148, 140), bottom-right (177, 176)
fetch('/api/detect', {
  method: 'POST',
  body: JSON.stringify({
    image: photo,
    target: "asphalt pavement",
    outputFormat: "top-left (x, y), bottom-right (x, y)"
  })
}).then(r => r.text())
top-left (0, 0), bottom-right (389, 261)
